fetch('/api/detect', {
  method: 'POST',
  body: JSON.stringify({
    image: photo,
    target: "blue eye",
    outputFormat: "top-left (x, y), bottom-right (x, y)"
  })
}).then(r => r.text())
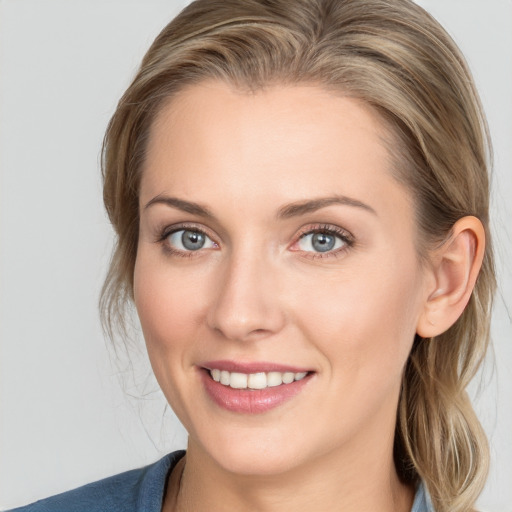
top-left (167, 229), bottom-right (216, 252)
top-left (297, 231), bottom-right (347, 253)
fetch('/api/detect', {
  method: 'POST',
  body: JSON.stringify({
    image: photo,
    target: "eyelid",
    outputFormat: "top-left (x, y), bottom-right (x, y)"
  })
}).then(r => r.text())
top-left (290, 223), bottom-right (355, 258)
top-left (156, 222), bottom-right (220, 256)
top-left (154, 221), bottom-right (354, 259)
top-left (157, 222), bottom-right (217, 242)
top-left (295, 223), bottom-right (353, 241)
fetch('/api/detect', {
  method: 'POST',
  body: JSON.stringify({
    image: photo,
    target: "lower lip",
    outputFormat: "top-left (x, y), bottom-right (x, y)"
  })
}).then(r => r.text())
top-left (200, 370), bottom-right (313, 414)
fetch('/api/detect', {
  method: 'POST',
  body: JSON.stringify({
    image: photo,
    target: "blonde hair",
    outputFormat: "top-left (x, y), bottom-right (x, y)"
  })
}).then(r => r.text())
top-left (100, 1), bottom-right (496, 510)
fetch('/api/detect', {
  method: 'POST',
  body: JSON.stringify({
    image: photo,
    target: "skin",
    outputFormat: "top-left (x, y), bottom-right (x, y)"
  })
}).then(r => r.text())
top-left (133, 81), bottom-right (482, 511)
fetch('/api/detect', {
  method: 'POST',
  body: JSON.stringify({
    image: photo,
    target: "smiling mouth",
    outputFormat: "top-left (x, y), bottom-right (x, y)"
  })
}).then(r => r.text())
top-left (201, 364), bottom-right (314, 413)
top-left (208, 369), bottom-right (310, 390)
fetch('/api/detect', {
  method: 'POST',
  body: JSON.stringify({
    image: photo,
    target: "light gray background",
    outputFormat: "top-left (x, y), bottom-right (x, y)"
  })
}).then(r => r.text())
top-left (0, 0), bottom-right (510, 510)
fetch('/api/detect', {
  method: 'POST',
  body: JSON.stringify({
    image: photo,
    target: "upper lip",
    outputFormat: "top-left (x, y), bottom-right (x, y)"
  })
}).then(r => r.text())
top-left (200, 360), bottom-right (312, 374)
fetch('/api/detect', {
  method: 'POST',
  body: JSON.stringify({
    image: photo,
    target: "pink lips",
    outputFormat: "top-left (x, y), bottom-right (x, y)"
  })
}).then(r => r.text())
top-left (199, 360), bottom-right (313, 414)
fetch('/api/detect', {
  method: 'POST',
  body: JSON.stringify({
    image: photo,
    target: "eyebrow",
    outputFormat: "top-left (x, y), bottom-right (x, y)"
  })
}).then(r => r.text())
top-left (277, 195), bottom-right (377, 218)
top-left (143, 194), bottom-right (377, 219)
top-left (144, 195), bottom-right (215, 218)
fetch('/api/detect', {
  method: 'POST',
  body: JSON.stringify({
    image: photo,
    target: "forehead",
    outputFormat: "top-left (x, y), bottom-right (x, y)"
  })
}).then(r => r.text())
top-left (141, 80), bottom-right (411, 220)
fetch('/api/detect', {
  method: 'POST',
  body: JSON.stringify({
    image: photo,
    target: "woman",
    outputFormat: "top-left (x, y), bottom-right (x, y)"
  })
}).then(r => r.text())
top-left (8, 0), bottom-right (496, 511)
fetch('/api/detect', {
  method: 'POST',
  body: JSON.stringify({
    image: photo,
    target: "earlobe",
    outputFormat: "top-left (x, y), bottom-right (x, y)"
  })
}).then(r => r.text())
top-left (416, 216), bottom-right (485, 338)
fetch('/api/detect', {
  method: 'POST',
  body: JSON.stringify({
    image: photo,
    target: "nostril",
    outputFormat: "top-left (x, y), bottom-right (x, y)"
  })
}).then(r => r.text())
top-left (205, 258), bottom-right (287, 341)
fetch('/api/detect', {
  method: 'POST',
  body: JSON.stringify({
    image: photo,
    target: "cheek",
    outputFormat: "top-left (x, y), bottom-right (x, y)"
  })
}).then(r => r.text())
top-left (132, 252), bottom-right (212, 426)
top-left (133, 253), bottom-right (205, 366)
top-left (290, 256), bottom-right (424, 380)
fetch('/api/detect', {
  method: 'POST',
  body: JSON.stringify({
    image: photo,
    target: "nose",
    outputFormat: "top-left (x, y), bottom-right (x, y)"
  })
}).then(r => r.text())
top-left (206, 250), bottom-right (286, 342)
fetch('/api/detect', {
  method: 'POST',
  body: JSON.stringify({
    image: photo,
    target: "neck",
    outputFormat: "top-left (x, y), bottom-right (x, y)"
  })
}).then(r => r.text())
top-left (166, 435), bottom-right (414, 512)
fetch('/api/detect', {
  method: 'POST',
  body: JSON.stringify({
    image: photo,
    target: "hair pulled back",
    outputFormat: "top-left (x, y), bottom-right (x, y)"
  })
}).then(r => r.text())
top-left (101, 2), bottom-right (496, 510)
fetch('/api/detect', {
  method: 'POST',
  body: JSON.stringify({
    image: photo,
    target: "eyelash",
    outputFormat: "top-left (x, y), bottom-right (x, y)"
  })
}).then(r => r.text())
top-left (155, 223), bottom-right (354, 260)
top-left (294, 224), bottom-right (354, 260)
top-left (156, 223), bottom-right (216, 259)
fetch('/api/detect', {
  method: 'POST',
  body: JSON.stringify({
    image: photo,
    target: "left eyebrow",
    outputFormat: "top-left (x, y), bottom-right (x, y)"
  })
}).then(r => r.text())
top-left (277, 195), bottom-right (377, 219)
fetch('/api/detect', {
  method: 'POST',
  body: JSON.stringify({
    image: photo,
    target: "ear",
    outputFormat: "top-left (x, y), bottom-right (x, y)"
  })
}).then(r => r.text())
top-left (416, 216), bottom-right (485, 338)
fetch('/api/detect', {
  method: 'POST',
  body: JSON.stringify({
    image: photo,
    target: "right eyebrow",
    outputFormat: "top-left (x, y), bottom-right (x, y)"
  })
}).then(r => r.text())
top-left (143, 195), bottom-right (215, 218)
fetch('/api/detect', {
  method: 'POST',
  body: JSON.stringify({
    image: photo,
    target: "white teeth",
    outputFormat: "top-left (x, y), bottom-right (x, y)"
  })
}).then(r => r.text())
top-left (282, 372), bottom-right (295, 384)
top-left (267, 372), bottom-right (283, 387)
top-left (229, 372), bottom-right (248, 389)
top-left (220, 370), bottom-right (230, 385)
top-left (209, 369), bottom-right (309, 389)
top-left (248, 372), bottom-right (267, 389)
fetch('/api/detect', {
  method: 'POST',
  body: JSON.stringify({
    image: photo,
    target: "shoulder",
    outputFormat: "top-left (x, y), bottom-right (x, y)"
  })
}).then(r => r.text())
top-left (6, 450), bottom-right (186, 512)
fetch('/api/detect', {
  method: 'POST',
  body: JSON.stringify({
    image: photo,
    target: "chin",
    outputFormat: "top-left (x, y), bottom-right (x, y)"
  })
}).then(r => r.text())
top-left (189, 423), bottom-right (315, 477)
top-left (215, 447), bottom-right (309, 477)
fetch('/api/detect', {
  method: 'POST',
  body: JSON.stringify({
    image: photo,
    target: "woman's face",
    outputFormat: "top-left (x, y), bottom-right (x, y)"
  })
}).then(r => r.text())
top-left (134, 81), bottom-right (431, 476)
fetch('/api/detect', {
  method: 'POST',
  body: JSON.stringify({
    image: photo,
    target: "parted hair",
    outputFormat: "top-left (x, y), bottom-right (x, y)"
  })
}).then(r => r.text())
top-left (100, 1), bottom-right (496, 510)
